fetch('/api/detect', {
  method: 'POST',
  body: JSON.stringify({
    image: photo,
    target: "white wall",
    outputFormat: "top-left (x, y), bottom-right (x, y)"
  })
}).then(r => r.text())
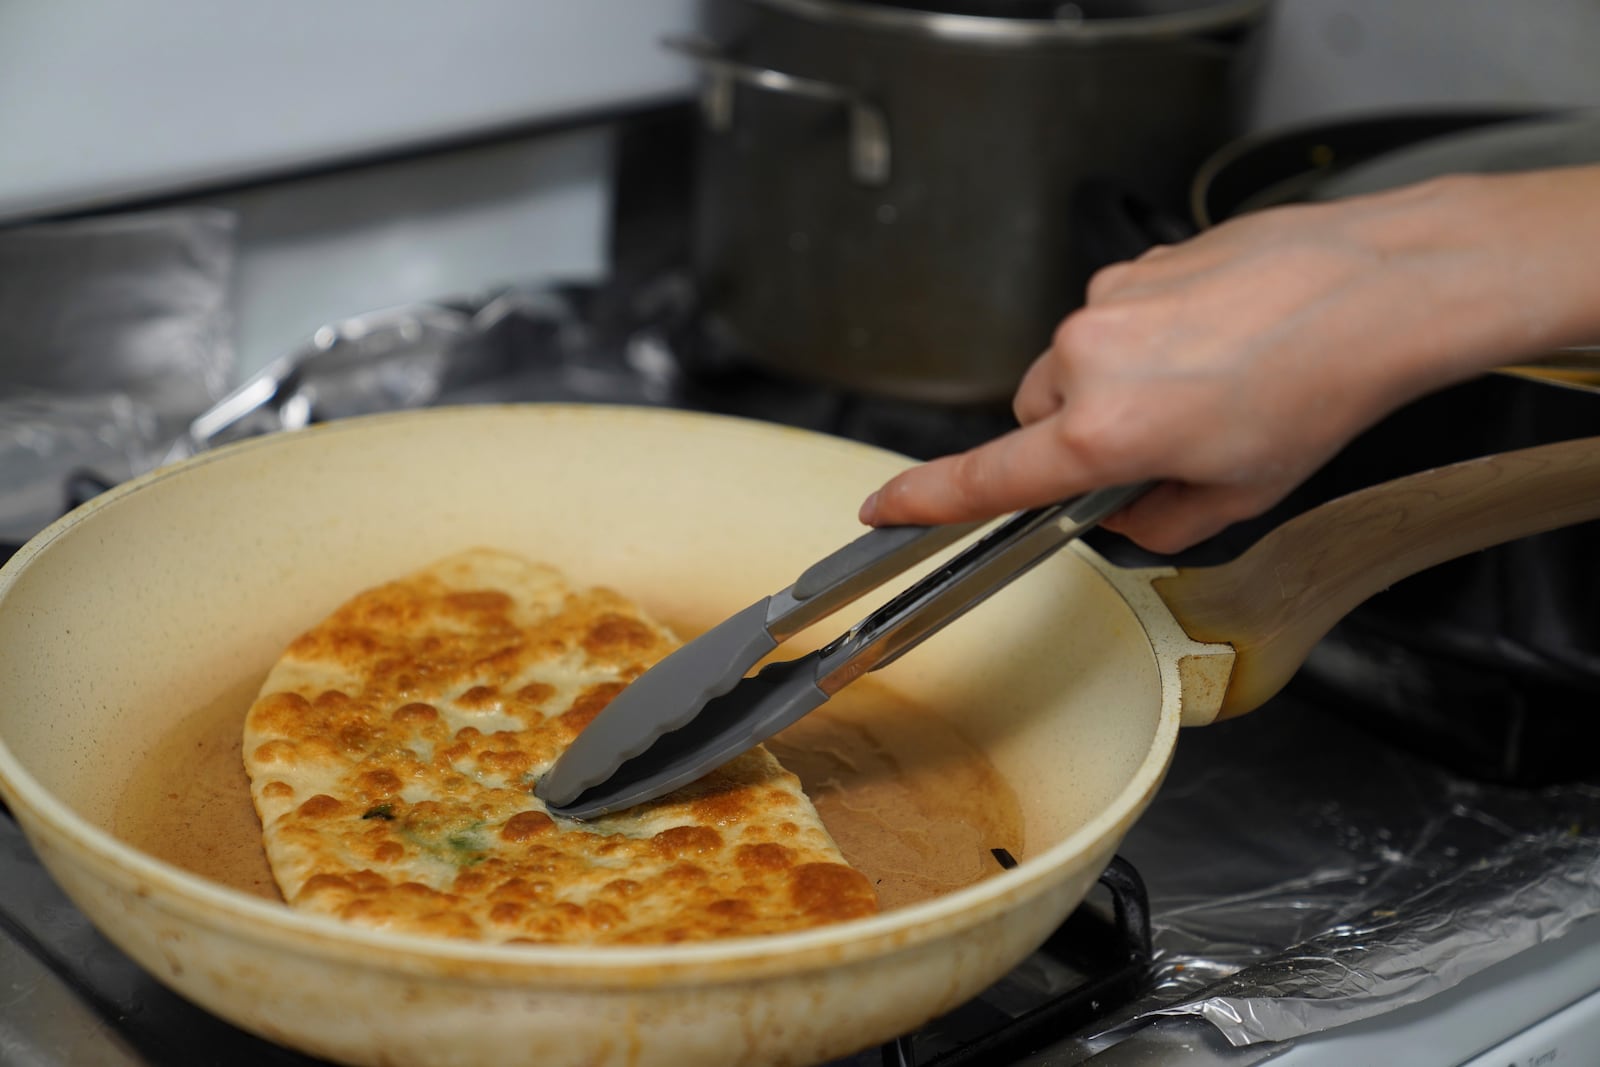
top-left (12, 0), bottom-right (1598, 381)
top-left (9, 1), bottom-right (1598, 217)
top-left (1248, 0), bottom-right (1600, 131)
top-left (214, 125), bottom-right (616, 380)
top-left (0, 1), bottom-right (697, 222)
top-left (0, 2), bottom-right (705, 380)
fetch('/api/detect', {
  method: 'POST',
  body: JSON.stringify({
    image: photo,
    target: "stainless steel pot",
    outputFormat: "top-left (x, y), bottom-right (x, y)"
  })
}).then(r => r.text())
top-left (681, 0), bottom-right (1268, 403)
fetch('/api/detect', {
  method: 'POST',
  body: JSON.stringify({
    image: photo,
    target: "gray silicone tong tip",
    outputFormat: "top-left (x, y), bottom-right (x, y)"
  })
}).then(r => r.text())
top-left (534, 599), bottom-right (779, 811)
top-left (538, 654), bottom-right (829, 820)
top-left (536, 520), bottom-right (974, 818)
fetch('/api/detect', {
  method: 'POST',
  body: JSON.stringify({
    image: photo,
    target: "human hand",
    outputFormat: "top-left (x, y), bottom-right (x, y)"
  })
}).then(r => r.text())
top-left (859, 167), bottom-right (1600, 553)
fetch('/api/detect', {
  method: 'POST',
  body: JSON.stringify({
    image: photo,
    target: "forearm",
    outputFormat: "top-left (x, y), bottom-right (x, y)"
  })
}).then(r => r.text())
top-left (1352, 165), bottom-right (1600, 391)
top-left (860, 163), bottom-right (1600, 552)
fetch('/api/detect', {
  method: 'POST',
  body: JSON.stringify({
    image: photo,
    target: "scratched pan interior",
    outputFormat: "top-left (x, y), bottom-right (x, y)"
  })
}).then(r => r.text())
top-left (0, 405), bottom-right (1184, 1067)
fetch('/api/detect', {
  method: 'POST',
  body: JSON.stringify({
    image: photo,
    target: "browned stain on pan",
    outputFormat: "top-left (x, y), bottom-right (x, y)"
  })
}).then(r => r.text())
top-left (117, 670), bottom-right (1023, 918)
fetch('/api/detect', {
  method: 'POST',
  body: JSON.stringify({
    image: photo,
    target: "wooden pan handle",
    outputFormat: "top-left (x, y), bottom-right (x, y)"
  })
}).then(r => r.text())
top-left (1152, 435), bottom-right (1600, 721)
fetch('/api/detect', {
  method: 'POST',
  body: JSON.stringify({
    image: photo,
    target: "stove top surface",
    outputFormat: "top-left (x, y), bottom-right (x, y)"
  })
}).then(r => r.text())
top-left (7, 689), bottom-right (1600, 1067)
top-left (4, 283), bottom-right (1600, 1067)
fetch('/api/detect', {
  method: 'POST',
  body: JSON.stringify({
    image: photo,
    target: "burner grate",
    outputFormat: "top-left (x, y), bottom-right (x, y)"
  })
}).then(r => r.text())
top-left (1, 801), bottom-right (1153, 1067)
top-left (866, 856), bottom-right (1152, 1067)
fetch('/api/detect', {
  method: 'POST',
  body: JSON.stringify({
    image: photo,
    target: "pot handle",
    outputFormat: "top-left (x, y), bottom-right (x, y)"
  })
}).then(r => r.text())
top-left (1151, 434), bottom-right (1600, 723)
top-left (663, 35), bottom-right (891, 186)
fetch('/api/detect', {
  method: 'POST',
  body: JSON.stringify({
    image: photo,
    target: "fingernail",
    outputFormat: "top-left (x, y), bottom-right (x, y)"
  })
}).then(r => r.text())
top-left (858, 491), bottom-right (880, 525)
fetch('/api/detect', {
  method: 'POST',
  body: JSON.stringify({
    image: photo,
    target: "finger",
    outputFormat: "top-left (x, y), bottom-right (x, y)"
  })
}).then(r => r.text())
top-left (1099, 481), bottom-right (1286, 555)
top-left (861, 415), bottom-right (1129, 527)
top-left (1084, 260), bottom-right (1136, 305)
top-left (1095, 483), bottom-right (1211, 553)
top-left (1012, 351), bottom-right (1064, 426)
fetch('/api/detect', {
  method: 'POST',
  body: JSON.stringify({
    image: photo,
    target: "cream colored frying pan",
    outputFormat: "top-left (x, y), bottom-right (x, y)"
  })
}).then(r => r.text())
top-left (0, 406), bottom-right (1595, 1067)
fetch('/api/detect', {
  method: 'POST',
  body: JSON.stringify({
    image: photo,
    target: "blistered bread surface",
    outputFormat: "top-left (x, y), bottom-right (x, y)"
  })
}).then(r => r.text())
top-left (243, 549), bottom-right (877, 944)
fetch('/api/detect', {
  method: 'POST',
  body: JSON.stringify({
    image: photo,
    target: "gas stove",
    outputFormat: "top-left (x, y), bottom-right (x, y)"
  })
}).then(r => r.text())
top-left (6, 687), bottom-right (1600, 1067)
top-left (8, 708), bottom-right (1600, 1067)
top-left (5, 273), bottom-right (1600, 1067)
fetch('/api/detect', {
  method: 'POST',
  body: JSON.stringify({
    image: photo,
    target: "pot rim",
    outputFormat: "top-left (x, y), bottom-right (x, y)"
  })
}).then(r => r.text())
top-left (0, 404), bottom-right (1188, 987)
top-left (1187, 103), bottom-right (1565, 230)
top-left (749, 0), bottom-right (1270, 44)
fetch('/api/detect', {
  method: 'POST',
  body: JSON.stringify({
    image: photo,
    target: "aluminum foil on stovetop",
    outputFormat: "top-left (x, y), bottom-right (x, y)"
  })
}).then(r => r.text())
top-left (0, 208), bottom-right (237, 544)
top-left (163, 278), bottom-right (1019, 469)
top-left (1076, 691), bottom-right (1600, 1050)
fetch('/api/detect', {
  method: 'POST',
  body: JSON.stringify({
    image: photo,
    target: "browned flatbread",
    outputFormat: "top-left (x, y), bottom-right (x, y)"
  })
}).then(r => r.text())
top-left (242, 549), bottom-right (877, 944)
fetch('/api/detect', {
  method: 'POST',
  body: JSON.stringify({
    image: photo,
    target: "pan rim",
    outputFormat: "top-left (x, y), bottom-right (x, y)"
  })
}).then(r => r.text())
top-left (0, 403), bottom-right (1184, 984)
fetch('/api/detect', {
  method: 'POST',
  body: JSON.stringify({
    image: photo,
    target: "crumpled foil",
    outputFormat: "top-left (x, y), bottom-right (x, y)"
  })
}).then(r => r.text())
top-left (0, 208), bottom-right (237, 543)
top-left (0, 391), bottom-right (162, 543)
top-left (0, 207), bottom-right (236, 419)
top-left (0, 219), bottom-right (599, 545)
top-left (161, 287), bottom-right (597, 462)
top-left (1084, 691), bottom-right (1600, 1049)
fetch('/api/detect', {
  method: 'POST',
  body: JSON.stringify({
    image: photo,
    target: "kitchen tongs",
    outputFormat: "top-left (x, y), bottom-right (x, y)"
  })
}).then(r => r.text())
top-left (536, 483), bottom-right (1148, 818)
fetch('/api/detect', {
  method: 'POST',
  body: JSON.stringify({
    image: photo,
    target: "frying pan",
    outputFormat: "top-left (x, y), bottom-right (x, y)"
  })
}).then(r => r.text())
top-left (1, 406), bottom-right (1597, 1067)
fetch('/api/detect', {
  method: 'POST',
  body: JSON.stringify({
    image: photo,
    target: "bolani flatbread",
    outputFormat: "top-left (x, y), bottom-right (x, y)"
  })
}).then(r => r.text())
top-left (242, 548), bottom-right (877, 944)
